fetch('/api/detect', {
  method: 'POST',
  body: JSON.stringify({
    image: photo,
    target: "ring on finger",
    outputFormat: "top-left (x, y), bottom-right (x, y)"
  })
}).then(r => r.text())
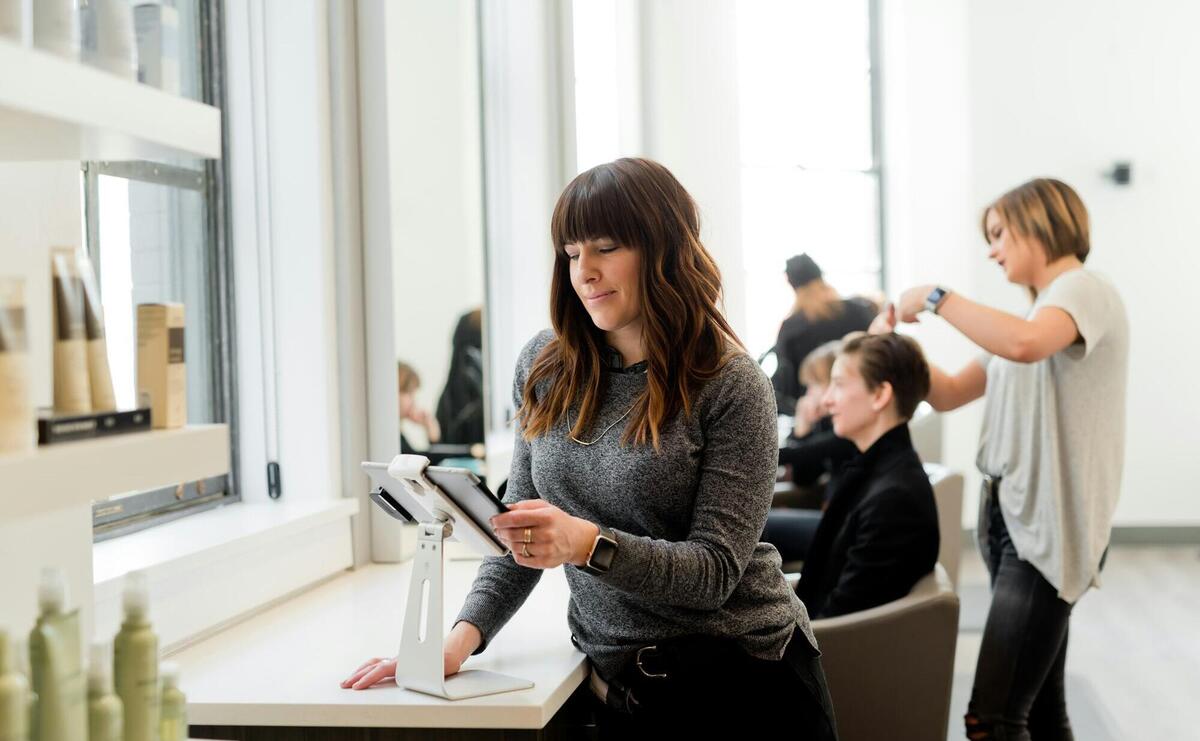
top-left (521, 543), bottom-right (531, 558)
top-left (523, 527), bottom-right (532, 544)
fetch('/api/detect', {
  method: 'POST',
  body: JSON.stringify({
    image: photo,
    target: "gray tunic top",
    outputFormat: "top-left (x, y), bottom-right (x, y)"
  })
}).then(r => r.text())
top-left (456, 330), bottom-right (817, 680)
top-left (976, 268), bottom-right (1129, 603)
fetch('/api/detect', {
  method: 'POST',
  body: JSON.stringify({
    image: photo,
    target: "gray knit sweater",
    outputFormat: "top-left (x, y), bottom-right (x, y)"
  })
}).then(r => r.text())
top-left (456, 330), bottom-right (817, 679)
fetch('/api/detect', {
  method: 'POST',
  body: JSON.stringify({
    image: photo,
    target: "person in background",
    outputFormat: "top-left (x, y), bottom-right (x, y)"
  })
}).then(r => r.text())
top-left (794, 332), bottom-right (940, 619)
top-left (436, 308), bottom-right (486, 445)
top-left (346, 157), bottom-right (836, 737)
top-left (878, 178), bottom-right (1128, 740)
top-left (762, 340), bottom-right (860, 563)
top-left (397, 361), bottom-right (441, 452)
top-left (771, 253), bottom-right (875, 413)
top-left (780, 339), bottom-right (859, 491)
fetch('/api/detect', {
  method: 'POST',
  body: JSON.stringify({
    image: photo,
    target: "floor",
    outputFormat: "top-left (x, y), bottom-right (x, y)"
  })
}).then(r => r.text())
top-left (948, 544), bottom-right (1200, 740)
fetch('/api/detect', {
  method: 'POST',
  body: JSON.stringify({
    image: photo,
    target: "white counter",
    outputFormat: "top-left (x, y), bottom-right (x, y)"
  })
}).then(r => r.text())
top-left (174, 558), bottom-right (588, 730)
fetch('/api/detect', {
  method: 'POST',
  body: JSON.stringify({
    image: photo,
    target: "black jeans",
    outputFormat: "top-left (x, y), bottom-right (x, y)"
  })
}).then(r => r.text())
top-left (582, 626), bottom-right (838, 738)
top-left (966, 489), bottom-right (1074, 740)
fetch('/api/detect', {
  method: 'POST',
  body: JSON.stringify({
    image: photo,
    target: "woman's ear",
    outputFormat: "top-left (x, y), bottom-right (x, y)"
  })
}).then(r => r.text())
top-left (871, 381), bottom-right (895, 414)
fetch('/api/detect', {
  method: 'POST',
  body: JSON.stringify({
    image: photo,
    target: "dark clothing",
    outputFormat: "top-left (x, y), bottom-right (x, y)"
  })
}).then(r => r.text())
top-left (582, 625), bottom-right (838, 738)
top-left (435, 311), bottom-right (485, 445)
top-left (771, 298), bottom-right (875, 413)
top-left (762, 508), bottom-right (823, 564)
top-left (762, 417), bottom-right (858, 561)
top-left (796, 424), bottom-right (940, 619)
top-left (966, 487), bottom-right (1075, 741)
top-left (779, 415), bottom-right (859, 491)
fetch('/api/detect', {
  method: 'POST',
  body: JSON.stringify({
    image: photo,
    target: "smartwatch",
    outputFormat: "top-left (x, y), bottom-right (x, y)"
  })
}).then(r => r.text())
top-left (924, 286), bottom-right (950, 315)
top-left (582, 526), bottom-right (618, 576)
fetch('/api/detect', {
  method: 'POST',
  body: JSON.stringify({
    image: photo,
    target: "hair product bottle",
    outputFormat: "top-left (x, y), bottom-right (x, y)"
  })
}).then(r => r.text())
top-left (113, 572), bottom-right (159, 741)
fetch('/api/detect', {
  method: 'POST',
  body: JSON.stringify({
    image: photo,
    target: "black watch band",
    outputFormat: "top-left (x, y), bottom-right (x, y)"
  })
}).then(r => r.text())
top-left (582, 526), bottom-right (618, 576)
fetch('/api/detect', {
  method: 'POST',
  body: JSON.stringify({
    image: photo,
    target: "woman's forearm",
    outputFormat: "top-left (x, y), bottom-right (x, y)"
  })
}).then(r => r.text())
top-left (934, 292), bottom-right (1033, 360)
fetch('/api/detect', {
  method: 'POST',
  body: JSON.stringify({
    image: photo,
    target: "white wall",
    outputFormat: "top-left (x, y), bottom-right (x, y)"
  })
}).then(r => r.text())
top-left (0, 161), bottom-right (95, 645)
top-left (878, 0), bottom-right (984, 525)
top-left (388, 0), bottom-right (486, 445)
top-left (962, 0), bottom-right (1200, 526)
top-left (881, 0), bottom-right (1200, 527)
top-left (638, 0), bottom-right (746, 338)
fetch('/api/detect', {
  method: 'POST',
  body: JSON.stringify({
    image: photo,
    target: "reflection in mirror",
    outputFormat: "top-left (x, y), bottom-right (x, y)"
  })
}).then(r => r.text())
top-left (390, 1), bottom-right (488, 477)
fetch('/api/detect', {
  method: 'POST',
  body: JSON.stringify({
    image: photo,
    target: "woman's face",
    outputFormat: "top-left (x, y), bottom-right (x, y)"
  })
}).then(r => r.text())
top-left (984, 208), bottom-right (1045, 286)
top-left (823, 354), bottom-right (887, 440)
top-left (565, 238), bottom-right (643, 335)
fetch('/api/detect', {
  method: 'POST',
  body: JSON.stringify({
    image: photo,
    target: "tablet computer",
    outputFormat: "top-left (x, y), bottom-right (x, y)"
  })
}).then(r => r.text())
top-left (424, 465), bottom-right (508, 537)
top-left (362, 457), bottom-right (509, 557)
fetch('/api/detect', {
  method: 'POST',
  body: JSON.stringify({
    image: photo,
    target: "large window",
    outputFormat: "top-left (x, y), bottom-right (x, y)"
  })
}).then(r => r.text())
top-left (736, 0), bottom-right (883, 358)
top-left (84, 0), bottom-right (236, 540)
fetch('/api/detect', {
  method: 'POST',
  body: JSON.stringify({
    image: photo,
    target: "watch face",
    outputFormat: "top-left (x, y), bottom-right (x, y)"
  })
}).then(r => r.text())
top-left (590, 533), bottom-right (618, 572)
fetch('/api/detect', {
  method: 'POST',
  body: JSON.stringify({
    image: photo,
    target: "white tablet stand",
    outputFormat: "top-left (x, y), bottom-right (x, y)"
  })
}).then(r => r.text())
top-left (374, 455), bottom-right (534, 700)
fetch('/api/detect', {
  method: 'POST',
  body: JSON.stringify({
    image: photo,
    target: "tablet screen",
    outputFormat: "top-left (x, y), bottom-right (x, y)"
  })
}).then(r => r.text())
top-left (424, 466), bottom-right (508, 548)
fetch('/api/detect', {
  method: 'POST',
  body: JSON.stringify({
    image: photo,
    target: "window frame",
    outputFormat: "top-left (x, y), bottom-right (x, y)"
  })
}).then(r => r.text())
top-left (84, 0), bottom-right (240, 542)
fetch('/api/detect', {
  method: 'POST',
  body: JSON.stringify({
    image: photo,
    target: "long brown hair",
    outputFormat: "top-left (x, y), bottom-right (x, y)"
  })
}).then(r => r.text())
top-left (518, 158), bottom-right (743, 450)
top-left (792, 279), bottom-right (843, 322)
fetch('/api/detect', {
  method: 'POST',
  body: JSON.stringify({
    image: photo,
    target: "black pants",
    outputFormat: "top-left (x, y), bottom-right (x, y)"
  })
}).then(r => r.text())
top-left (966, 492), bottom-right (1074, 740)
top-left (761, 508), bottom-right (823, 563)
top-left (581, 627), bottom-right (838, 738)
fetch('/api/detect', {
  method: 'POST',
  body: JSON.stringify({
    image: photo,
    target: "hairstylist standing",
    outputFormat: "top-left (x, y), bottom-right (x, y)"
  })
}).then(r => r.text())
top-left (877, 178), bottom-right (1128, 740)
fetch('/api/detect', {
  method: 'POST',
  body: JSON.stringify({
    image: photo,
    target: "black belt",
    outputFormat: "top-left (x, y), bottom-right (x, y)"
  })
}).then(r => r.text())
top-left (579, 628), bottom-right (814, 716)
top-left (982, 473), bottom-right (1002, 497)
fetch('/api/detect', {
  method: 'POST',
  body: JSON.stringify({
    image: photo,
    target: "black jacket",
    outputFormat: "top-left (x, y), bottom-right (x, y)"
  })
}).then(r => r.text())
top-left (779, 416), bottom-right (859, 493)
top-left (770, 298), bottom-right (875, 413)
top-left (796, 424), bottom-right (939, 619)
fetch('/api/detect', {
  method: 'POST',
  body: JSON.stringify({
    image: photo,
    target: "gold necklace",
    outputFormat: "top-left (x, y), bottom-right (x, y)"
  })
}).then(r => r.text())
top-left (567, 404), bottom-right (636, 446)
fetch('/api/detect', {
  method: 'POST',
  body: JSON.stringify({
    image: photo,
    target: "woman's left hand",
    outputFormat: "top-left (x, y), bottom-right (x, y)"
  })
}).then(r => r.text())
top-left (490, 500), bottom-right (600, 570)
top-left (896, 285), bottom-right (934, 323)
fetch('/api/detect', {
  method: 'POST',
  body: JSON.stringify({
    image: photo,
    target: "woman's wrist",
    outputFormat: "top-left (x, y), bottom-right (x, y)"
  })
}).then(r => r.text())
top-left (449, 620), bottom-right (483, 656)
top-left (572, 518), bottom-right (601, 567)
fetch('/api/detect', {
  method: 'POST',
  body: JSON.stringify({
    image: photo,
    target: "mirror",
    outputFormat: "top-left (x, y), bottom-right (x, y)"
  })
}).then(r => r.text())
top-left (389, 1), bottom-right (488, 475)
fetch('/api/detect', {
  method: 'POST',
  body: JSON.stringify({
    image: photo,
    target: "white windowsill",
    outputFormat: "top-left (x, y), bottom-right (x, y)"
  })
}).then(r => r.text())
top-left (93, 497), bottom-right (358, 586)
top-left (93, 497), bottom-right (359, 650)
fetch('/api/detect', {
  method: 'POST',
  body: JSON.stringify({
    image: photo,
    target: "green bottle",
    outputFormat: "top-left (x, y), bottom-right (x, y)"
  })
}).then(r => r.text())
top-left (0, 629), bottom-right (30, 741)
top-left (158, 662), bottom-right (187, 741)
top-left (12, 640), bottom-right (35, 741)
top-left (27, 567), bottom-right (87, 741)
top-left (87, 642), bottom-right (123, 741)
top-left (113, 571), bottom-right (159, 741)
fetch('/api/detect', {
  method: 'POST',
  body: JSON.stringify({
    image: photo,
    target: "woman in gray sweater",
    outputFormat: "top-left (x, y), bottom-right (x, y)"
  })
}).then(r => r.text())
top-left (346, 158), bottom-right (836, 735)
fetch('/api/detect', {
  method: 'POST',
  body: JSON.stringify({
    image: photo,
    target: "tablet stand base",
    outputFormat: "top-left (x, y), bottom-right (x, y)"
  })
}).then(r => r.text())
top-left (396, 521), bottom-right (534, 700)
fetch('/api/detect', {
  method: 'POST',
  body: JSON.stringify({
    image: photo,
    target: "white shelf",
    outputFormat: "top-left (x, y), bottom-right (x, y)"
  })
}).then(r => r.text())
top-left (0, 39), bottom-right (221, 162)
top-left (0, 424), bottom-right (230, 520)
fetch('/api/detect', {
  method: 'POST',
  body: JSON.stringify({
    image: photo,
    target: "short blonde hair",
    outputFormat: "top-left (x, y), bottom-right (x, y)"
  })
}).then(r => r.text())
top-left (799, 339), bottom-right (842, 388)
top-left (983, 178), bottom-right (1090, 263)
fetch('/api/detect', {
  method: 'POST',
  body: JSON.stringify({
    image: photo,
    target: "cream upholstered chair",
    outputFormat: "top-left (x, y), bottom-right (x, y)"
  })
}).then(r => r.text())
top-left (909, 402), bottom-right (943, 464)
top-left (810, 565), bottom-right (959, 741)
top-left (925, 463), bottom-right (964, 587)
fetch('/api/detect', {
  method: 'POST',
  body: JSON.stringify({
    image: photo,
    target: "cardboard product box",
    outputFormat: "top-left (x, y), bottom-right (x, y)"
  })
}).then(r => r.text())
top-left (137, 302), bottom-right (185, 429)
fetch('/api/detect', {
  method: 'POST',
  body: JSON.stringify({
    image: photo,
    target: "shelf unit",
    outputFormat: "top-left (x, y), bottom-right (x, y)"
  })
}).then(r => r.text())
top-left (0, 34), bottom-right (225, 646)
top-left (0, 39), bottom-right (221, 162)
top-left (0, 424), bottom-right (231, 520)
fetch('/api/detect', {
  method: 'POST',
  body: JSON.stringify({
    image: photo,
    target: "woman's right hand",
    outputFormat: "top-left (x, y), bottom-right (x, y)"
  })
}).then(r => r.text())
top-left (340, 621), bottom-right (481, 689)
top-left (868, 302), bottom-right (897, 335)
